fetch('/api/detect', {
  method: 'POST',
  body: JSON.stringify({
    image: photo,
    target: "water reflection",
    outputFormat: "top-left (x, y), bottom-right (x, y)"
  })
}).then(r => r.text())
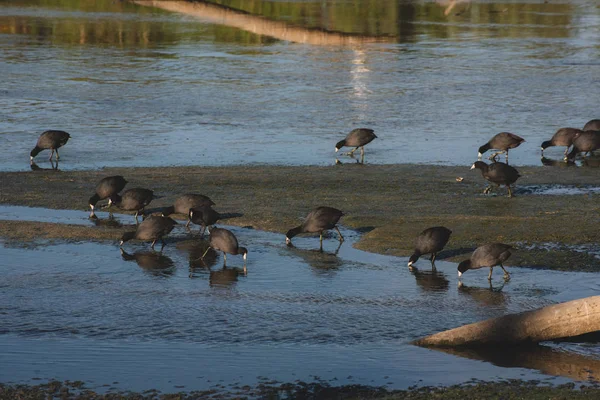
top-left (540, 157), bottom-right (576, 168)
top-left (210, 266), bottom-right (244, 288)
top-left (90, 214), bottom-right (124, 228)
top-left (436, 344), bottom-right (600, 382)
top-left (411, 268), bottom-right (450, 293)
top-left (286, 241), bottom-right (343, 276)
top-left (30, 159), bottom-right (59, 171)
top-left (176, 239), bottom-right (213, 270)
top-left (120, 248), bottom-right (175, 276)
top-left (458, 281), bottom-right (507, 307)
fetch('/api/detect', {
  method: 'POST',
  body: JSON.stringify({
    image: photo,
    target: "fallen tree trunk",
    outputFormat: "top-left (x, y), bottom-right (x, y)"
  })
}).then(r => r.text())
top-left (414, 295), bottom-right (600, 347)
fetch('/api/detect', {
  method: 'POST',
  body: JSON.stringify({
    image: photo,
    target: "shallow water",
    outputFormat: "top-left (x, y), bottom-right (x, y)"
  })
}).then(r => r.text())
top-left (1, 0), bottom-right (599, 171)
top-left (2, 206), bottom-right (600, 392)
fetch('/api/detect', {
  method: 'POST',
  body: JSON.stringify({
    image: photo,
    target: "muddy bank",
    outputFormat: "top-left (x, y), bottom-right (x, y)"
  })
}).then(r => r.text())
top-left (1, 163), bottom-right (599, 270)
top-left (2, 379), bottom-right (600, 399)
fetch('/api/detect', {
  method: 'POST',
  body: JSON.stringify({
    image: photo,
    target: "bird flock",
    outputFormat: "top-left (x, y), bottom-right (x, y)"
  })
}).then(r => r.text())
top-left (27, 119), bottom-right (599, 281)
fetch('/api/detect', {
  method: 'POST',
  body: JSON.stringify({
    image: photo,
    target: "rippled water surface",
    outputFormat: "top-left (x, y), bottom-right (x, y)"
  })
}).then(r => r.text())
top-left (0, 0), bottom-right (599, 170)
top-left (2, 206), bottom-right (600, 392)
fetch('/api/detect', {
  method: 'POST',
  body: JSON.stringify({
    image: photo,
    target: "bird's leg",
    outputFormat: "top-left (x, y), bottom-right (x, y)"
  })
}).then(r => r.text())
top-left (200, 225), bottom-right (206, 238)
top-left (488, 267), bottom-right (493, 281)
top-left (346, 147), bottom-right (360, 156)
top-left (507, 185), bottom-right (513, 198)
top-left (360, 146), bottom-right (365, 158)
top-left (201, 246), bottom-right (212, 259)
top-left (185, 218), bottom-right (191, 228)
top-left (223, 252), bottom-right (227, 267)
top-left (430, 253), bottom-right (437, 269)
top-left (319, 232), bottom-right (324, 252)
top-left (500, 264), bottom-right (511, 280)
top-left (151, 239), bottom-right (157, 250)
top-left (334, 226), bottom-right (344, 243)
top-left (134, 211), bottom-right (139, 224)
top-left (55, 148), bottom-right (60, 160)
top-left (48, 149), bottom-right (54, 161)
top-left (505, 150), bottom-right (509, 164)
top-left (483, 185), bottom-right (492, 194)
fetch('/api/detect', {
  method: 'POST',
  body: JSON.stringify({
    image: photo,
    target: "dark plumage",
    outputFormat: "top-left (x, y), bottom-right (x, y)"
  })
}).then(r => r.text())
top-left (285, 206), bottom-right (344, 249)
top-left (187, 206), bottom-right (221, 237)
top-left (88, 175), bottom-right (128, 217)
top-left (162, 194), bottom-right (215, 216)
top-left (567, 131), bottom-right (600, 160)
top-left (457, 243), bottom-right (513, 281)
top-left (540, 128), bottom-right (582, 157)
top-left (583, 119), bottom-right (600, 132)
top-left (202, 227), bottom-right (247, 269)
top-left (478, 132), bottom-right (525, 163)
top-left (110, 188), bottom-right (155, 222)
top-left (30, 130), bottom-right (71, 161)
top-left (471, 161), bottom-right (521, 197)
top-left (119, 215), bottom-right (177, 250)
top-left (335, 128), bottom-right (377, 158)
top-left (407, 226), bottom-right (452, 270)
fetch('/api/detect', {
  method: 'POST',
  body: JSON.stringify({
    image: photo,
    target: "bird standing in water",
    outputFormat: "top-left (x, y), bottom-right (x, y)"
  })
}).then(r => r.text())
top-left (285, 206), bottom-right (344, 251)
top-left (335, 128), bottom-right (377, 160)
top-left (202, 227), bottom-right (248, 271)
top-left (30, 130), bottom-right (71, 161)
top-left (478, 132), bottom-right (525, 163)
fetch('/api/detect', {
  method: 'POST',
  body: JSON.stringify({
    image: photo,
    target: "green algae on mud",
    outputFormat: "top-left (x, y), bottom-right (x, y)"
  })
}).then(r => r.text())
top-left (2, 379), bottom-right (600, 400)
top-left (1, 163), bottom-right (599, 271)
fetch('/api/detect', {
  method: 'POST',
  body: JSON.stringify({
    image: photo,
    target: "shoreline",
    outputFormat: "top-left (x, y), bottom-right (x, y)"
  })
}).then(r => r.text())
top-left (1, 163), bottom-right (600, 270)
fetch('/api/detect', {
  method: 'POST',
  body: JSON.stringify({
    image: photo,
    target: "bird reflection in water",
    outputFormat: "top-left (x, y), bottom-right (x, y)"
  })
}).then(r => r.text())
top-left (540, 157), bottom-right (576, 168)
top-left (90, 213), bottom-right (123, 228)
top-left (335, 152), bottom-right (365, 165)
top-left (30, 159), bottom-right (59, 171)
top-left (458, 280), bottom-right (507, 307)
top-left (287, 241), bottom-right (343, 276)
top-left (210, 267), bottom-right (243, 288)
top-left (410, 267), bottom-right (449, 293)
top-left (176, 240), bottom-right (213, 276)
top-left (120, 248), bottom-right (175, 276)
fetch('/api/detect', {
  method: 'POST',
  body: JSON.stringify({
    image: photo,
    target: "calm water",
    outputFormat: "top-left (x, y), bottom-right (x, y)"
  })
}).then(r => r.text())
top-left (0, 0), bottom-right (599, 171)
top-left (1, 206), bottom-right (600, 392)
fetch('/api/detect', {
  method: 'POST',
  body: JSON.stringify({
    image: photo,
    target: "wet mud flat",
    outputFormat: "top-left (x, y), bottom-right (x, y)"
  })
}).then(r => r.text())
top-left (2, 379), bottom-right (600, 400)
top-left (1, 163), bottom-right (600, 270)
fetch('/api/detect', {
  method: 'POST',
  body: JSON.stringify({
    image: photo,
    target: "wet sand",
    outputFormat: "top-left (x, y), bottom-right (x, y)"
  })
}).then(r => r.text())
top-left (1, 163), bottom-right (599, 270)
top-left (1, 379), bottom-right (600, 399)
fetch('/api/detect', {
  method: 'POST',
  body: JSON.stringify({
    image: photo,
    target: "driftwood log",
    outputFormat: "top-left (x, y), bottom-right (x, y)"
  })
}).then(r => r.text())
top-left (414, 296), bottom-right (600, 347)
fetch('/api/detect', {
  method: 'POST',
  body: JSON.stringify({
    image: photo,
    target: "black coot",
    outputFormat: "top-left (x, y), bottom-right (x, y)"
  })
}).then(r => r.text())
top-left (30, 130), bottom-right (71, 161)
top-left (187, 206), bottom-right (221, 237)
top-left (119, 215), bottom-right (177, 250)
top-left (162, 194), bottom-right (215, 216)
top-left (202, 227), bottom-right (247, 270)
top-left (457, 243), bottom-right (513, 281)
top-left (89, 175), bottom-right (128, 217)
top-left (471, 161), bottom-right (520, 197)
top-left (478, 132), bottom-right (525, 163)
top-left (110, 188), bottom-right (155, 223)
top-left (335, 128), bottom-right (377, 158)
top-left (540, 128), bottom-right (582, 157)
top-left (407, 226), bottom-right (452, 270)
top-left (285, 206), bottom-right (344, 249)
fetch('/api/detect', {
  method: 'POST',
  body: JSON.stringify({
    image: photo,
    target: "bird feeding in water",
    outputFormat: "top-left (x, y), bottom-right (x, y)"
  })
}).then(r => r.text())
top-left (201, 227), bottom-right (248, 271)
top-left (285, 206), bottom-right (344, 250)
top-left (88, 175), bottom-right (128, 218)
top-left (335, 128), bottom-right (377, 160)
top-left (30, 130), bottom-right (71, 162)
top-left (119, 215), bottom-right (177, 250)
top-left (457, 243), bottom-right (513, 281)
top-left (477, 132), bottom-right (525, 163)
top-left (407, 226), bottom-right (452, 270)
